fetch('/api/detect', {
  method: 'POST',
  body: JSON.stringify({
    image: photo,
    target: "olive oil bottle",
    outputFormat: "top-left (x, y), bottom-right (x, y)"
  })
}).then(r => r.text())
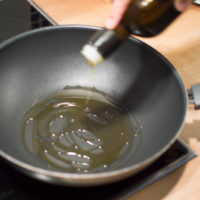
top-left (81, 0), bottom-right (180, 66)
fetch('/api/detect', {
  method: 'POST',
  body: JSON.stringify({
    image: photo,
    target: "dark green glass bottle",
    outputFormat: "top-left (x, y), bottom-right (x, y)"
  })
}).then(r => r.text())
top-left (81, 0), bottom-right (180, 66)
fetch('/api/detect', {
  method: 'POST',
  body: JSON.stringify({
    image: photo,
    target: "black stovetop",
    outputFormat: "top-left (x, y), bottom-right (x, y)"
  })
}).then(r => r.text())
top-left (0, 139), bottom-right (196, 200)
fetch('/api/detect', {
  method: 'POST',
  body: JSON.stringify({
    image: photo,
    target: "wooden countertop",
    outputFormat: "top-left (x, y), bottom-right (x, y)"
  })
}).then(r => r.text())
top-left (29, 1), bottom-right (200, 199)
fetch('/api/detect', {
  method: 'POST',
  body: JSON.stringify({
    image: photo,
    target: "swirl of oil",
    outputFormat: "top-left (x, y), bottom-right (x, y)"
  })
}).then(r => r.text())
top-left (22, 89), bottom-right (141, 173)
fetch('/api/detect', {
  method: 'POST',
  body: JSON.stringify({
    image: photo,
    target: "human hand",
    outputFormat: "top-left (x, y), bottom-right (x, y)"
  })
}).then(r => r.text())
top-left (105, 0), bottom-right (193, 30)
top-left (175, 0), bottom-right (193, 11)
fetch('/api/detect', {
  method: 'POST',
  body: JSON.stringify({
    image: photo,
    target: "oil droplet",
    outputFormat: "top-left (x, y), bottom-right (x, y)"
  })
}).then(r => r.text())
top-left (70, 118), bottom-right (75, 123)
top-left (84, 107), bottom-right (90, 112)
top-left (83, 155), bottom-right (90, 160)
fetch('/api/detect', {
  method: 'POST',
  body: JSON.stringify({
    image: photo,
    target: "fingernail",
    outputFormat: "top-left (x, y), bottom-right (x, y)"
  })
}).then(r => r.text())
top-left (176, 0), bottom-right (191, 11)
top-left (105, 18), bottom-right (115, 29)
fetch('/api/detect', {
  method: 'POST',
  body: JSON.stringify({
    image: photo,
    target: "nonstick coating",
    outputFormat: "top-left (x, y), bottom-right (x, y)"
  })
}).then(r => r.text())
top-left (0, 26), bottom-right (187, 186)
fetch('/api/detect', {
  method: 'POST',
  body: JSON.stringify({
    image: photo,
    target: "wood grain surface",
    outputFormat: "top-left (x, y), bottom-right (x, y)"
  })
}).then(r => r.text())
top-left (30, 1), bottom-right (200, 199)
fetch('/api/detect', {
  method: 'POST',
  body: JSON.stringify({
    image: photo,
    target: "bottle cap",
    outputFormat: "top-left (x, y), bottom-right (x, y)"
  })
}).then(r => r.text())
top-left (81, 44), bottom-right (104, 66)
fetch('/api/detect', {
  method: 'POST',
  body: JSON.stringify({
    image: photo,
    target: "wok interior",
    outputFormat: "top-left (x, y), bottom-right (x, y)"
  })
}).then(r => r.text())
top-left (0, 26), bottom-right (186, 172)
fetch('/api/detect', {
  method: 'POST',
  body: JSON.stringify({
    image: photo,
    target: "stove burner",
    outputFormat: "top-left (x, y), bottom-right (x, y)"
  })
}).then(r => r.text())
top-left (0, 139), bottom-right (196, 200)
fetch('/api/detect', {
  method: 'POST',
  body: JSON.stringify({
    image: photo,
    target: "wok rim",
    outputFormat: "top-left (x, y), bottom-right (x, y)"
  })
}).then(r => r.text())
top-left (0, 25), bottom-right (188, 186)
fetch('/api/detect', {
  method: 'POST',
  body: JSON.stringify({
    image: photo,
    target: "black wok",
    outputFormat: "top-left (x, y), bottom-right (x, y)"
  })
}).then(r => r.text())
top-left (0, 25), bottom-right (187, 186)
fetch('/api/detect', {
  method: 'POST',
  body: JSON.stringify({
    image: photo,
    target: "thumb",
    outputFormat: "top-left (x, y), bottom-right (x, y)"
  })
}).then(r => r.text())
top-left (105, 0), bottom-right (131, 30)
top-left (175, 0), bottom-right (193, 11)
